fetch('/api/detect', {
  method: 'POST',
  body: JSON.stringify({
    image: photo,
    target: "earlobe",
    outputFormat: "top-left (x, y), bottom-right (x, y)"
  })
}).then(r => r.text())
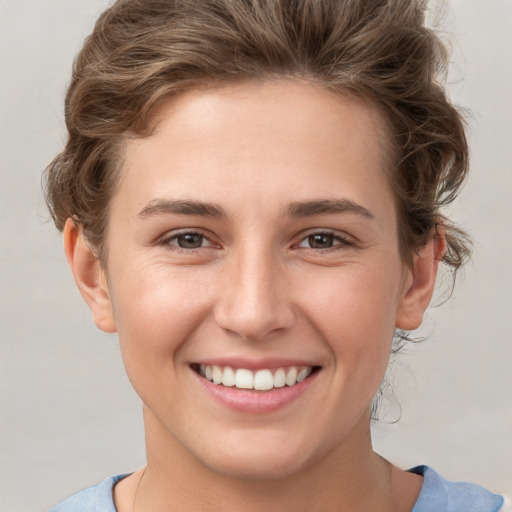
top-left (63, 218), bottom-right (117, 333)
top-left (395, 228), bottom-right (447, 331)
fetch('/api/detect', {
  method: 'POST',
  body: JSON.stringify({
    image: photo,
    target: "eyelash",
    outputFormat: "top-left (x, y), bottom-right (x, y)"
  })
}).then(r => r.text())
top-left (159, 230), bottom-right (353, 252)
top-left (295, 231), bottom-right (353, 251)
top-left (159, 230), bottom-right (216, 250)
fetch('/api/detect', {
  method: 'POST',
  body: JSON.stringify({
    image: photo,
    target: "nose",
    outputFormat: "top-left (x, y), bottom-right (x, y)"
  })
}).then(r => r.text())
top-left (213, 246), bottom-right (294, 341)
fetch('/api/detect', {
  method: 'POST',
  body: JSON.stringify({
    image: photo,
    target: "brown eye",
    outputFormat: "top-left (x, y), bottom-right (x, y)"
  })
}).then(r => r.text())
top-left (173, 233), bottom-right (205, 249)
top-left (307, 233), bottom-right (335, 249)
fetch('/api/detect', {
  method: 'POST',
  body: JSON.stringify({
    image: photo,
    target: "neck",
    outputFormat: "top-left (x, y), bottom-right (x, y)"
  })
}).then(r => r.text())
top-left (127, 406), bottom-right (420, 512)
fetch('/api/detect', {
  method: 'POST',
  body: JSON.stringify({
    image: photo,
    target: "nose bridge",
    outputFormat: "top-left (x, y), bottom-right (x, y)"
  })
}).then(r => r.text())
top-left (214, 240), bottom-right (293, 340)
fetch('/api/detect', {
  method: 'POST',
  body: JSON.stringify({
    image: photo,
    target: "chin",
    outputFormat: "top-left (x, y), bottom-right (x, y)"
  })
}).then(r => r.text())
top-left (194, 429), bottom-right (320, 481)
top-left (205, 452), bottom-right (309, 481)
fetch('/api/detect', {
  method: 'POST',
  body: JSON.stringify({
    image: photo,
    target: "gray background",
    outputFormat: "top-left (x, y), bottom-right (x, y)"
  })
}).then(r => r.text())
top-left (1, 1), bottom-right (511, 510)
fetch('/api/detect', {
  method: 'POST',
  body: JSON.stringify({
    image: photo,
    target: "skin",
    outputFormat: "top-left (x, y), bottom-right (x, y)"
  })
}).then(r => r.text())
top-left (64, 80), bottom-right (444, 511)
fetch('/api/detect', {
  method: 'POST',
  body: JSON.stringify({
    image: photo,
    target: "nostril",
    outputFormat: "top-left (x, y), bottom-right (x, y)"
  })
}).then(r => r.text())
top-left (213, 300), bottom-right (295, 342)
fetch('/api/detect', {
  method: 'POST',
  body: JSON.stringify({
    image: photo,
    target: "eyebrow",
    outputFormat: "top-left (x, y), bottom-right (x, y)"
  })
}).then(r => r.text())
top-left (137, 199), bottom-right (227, 219)
top-left (137, 198), bottom-right (374, 220)
top-left (286, 199), bottom-right (374, 219)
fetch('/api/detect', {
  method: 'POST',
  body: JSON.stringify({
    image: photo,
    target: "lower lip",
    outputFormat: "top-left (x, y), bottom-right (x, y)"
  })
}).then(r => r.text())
top-left (192, 368), bottom-right (320, 414)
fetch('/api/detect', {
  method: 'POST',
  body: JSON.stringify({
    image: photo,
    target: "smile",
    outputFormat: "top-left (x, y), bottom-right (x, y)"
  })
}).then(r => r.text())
top-left (195, 364), bottom-right (316, 391)
top-left (190, 362), bottom-right (322, 413)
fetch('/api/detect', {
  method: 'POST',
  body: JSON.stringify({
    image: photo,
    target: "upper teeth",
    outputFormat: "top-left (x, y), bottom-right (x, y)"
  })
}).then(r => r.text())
top-left (199, 365), bottom-right (313, 391)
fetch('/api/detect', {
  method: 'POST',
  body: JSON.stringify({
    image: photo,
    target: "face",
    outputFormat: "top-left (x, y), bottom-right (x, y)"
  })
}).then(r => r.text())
top-left (71, 80), bottom-right (436, 480)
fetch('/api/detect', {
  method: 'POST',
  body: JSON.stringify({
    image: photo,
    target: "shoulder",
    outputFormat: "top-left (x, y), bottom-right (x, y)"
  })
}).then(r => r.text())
top-left (49, 474), bottom-right (129, 512)
top-left (410, 466), bottom-right (507, 512)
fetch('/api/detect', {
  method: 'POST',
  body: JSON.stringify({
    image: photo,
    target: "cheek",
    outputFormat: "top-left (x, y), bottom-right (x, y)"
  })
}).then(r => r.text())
top-left (110, 263), bottom-right (215, 366)
top-left (294, 262), bottom-right (401, 386)
top-left (108, 265), bottom-right (221, 419)
top-left (297, 261), bottom-right (401, 337)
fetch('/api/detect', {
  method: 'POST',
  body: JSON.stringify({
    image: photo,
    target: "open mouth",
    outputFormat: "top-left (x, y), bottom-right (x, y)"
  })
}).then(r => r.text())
top-left (191, 363), bottom-right (321, 391)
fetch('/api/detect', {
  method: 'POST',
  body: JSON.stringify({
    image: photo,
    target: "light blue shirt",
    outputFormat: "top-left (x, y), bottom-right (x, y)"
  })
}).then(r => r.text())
top-left (49, 466), bottom-right (505, 512)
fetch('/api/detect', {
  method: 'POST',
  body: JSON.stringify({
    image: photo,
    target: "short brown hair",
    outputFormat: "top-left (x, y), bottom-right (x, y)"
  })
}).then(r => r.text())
top-left (45, 0), bottom-right (470, 270)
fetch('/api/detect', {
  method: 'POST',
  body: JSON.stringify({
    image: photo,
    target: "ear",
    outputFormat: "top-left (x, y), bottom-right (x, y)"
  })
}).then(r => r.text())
top-left (395, 228), bottom-right (446, 331)
top-left (63, 218), bottom-right (117, 333)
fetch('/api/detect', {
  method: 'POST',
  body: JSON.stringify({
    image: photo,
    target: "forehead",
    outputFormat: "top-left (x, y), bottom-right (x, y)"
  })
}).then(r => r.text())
top-left (115, 80), bottom-right (394, 222)
top-left (145, 80), bottom-right (391, 160)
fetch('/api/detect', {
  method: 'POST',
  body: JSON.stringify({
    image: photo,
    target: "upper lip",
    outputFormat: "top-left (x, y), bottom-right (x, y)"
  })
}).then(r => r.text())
top-left (190, 358), bottom-right (321, 371)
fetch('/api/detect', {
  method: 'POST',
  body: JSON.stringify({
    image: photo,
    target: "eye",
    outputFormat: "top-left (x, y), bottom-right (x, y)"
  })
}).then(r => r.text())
top-left (297, 231), bottom-right (351, 250)
top-left (305, 233), bottom-right (335, 249)
top-left (174, 233), bottom-right (205, 248)
top-left (162, 231), bottom-right (215, 249)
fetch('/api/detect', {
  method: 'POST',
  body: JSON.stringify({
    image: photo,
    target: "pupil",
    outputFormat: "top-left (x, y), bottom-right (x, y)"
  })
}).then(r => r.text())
top-left (178, 233), bottom-right (202, 248)
top-left (309, 234), bottom-right (333, 248)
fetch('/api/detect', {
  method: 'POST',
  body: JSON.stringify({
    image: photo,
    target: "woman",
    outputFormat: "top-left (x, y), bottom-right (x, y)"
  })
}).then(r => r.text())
top-left (45, 0), bottom-right (508, 510)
